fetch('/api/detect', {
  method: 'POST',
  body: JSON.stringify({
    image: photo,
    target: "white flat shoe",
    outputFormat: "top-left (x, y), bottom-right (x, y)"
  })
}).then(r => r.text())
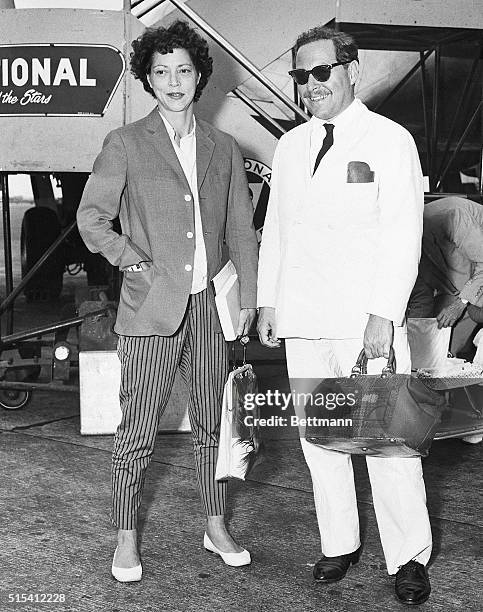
top-left (111, 548), bottom-right (142, 582)
top-left (203, 533), bottom-right (251, 567)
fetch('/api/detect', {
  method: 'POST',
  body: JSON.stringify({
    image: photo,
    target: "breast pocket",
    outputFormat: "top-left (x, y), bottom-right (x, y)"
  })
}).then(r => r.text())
top-left (340, 181), bottom-right (379, 225)
top-left (201, 172), bottom-right (229, 202)
top-left (343, 181), bottom-right (377, 202)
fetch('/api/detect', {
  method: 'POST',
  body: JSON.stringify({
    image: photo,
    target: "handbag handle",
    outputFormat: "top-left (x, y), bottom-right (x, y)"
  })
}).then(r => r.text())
top-left (231, 336), bottom-right (249, 369)
top-left (350, 347), bottom-right (396, 378)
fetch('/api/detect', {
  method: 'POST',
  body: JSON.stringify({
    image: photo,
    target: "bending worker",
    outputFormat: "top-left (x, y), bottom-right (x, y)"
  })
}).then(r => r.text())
top-left (408, 196), bottom-right (483, 357)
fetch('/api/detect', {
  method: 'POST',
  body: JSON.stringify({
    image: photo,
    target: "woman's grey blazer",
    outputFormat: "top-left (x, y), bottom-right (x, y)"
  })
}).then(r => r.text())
top-left (77, 108), bottom-right (259, 336)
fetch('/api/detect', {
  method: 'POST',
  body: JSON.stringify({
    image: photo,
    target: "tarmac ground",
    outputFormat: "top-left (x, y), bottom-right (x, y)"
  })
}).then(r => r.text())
top-left (0, 273), bottom-right (482, 612)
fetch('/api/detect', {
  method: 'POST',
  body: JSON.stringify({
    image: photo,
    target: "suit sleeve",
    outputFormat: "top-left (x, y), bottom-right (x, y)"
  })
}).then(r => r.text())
top-left (224, 136), bottom-right (259, 308)
top-left (257, 144), bottom-right (281, 308)
top-left (365, 129), bottom-right (424, 325)
top-left (77, 130), bottom-right (151, 269)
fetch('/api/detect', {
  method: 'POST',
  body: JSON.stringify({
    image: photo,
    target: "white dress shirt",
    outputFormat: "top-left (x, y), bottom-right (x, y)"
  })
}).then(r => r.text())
top-left (309, 100), bottom-right (355, 173)
top-left (160, 112), bottom-right (207, 294)
top-left (258, 98), bottom-right (424, 339)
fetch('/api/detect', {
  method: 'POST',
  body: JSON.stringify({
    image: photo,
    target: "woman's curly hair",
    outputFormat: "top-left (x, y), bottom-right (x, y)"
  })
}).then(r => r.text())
top-left (130, 20), bottom-right (213, 102)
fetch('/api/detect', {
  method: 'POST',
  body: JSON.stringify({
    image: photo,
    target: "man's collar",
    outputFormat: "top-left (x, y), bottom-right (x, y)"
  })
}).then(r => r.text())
top-left (310, 98), bottom-right (363, 133)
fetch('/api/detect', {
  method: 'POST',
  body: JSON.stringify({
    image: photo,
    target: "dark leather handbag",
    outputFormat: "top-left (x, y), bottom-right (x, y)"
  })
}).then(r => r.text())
top-left (304, 348), bottom-right (446, 457)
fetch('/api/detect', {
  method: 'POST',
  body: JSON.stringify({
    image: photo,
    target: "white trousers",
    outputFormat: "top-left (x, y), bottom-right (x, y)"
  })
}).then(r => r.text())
top-left (285, 329), bottom-right (432, 575)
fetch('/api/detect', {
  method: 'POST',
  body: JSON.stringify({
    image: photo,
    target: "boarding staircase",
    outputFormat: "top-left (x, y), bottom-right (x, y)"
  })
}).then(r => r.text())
top-left (132, 0), bottom-right (483, 196)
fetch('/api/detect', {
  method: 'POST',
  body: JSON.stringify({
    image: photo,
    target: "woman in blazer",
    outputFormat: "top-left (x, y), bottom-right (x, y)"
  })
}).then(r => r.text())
top-left (77, 21), bottom-right (258, 581)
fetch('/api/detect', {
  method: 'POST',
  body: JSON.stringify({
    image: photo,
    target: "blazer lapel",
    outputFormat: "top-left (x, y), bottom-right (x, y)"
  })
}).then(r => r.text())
top-left (143, 108), bottom-right (190, 191)
top-left (141, 109), bottom-right (215, 194)
top-left (196, 121), bottom-right (215, 191)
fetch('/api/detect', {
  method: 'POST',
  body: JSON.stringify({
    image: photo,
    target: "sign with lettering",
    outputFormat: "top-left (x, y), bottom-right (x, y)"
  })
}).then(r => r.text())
top-left (244, 158), bottom-right (271, 242)
top-left (0, 44), bottom-right (125, 116)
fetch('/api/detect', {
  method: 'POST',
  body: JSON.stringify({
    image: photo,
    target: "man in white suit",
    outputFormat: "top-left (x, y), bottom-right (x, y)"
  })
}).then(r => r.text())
top-left (257, 26), bottom-right (431, 605)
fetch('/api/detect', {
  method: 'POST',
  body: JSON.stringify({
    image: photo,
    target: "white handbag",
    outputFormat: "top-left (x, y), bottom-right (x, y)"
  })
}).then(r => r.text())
top-left (215, 360), bottom-right (261, 481)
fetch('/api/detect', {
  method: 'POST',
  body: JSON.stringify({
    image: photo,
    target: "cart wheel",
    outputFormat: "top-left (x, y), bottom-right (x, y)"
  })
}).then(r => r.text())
top-left (0, 388), bottom-right (31, 410)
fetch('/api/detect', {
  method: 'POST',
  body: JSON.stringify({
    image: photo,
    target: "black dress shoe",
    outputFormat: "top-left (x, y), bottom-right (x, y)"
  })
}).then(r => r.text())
top-left (395, 560), bottom-right (431, 605)
top-left (313, 546), bottom-right (361, 583)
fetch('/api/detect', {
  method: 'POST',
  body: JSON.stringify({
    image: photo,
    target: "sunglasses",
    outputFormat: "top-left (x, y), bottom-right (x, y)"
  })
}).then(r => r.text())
top-left (288, 61), bottom-right (351, 85)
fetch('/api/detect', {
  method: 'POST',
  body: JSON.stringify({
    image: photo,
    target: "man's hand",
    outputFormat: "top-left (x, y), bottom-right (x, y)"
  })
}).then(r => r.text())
top-left (257, 307), bottom-right (281, 348)
top-left (364, 314), bottom-right (394, 359)
top-left (436, 298), bottom-right (467, 329)
top-left (236, 308), bottom-right (256, 339)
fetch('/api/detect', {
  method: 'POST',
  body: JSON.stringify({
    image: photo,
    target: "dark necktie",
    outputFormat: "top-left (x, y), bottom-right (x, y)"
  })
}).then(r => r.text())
top-left (313, 123), bottom-right (334, 175)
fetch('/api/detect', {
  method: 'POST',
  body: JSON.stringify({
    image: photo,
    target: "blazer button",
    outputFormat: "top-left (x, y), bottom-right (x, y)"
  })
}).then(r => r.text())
top-left (185, 264), bottom-right (192, 271)
top-left (186, 231), bottom-right (194, 238)
top-left (184, 194), bottom-right (192, 201)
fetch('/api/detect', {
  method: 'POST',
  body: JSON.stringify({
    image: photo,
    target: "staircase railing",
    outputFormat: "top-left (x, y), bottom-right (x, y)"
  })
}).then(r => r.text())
top-left (231, 88), bottom-right (288, 135)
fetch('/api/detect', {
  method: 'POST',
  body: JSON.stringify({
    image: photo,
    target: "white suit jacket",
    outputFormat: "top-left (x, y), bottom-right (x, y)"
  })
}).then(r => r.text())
top-left (257, 99), bottom-right (424, 339)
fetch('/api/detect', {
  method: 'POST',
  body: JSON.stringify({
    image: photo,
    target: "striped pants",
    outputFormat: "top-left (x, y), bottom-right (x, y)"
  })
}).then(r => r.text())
top-left (111, 290), bottom-right (228, 529)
